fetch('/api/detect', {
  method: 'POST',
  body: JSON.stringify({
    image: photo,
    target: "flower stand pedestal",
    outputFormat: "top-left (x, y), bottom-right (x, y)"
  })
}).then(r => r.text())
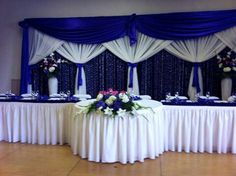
top-left (221, 77), bottom-right (232, 100)
top-left (48, 77), bottom-right (58, 95)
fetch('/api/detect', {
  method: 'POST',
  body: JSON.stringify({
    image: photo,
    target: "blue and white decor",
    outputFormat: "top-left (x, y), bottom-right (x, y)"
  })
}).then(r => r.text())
top-left (19, 10), bottom-right (236, 99)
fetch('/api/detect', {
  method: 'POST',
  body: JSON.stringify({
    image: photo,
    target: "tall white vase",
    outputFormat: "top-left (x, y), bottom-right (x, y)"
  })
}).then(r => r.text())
top-left (48, 76), bottom-right (58, 95)
top-left (221, 77), bottom-right (232, 100)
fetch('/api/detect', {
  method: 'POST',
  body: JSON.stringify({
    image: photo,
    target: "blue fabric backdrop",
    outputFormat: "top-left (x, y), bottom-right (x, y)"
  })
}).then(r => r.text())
top-left (84, 50), bottom-right (128, 98)
top-left (31, 49), bottom-right (235, 99)
top-left (137, 50), bottom-right (193, 100)
top-left (19, 9), bottom-right (236, 94)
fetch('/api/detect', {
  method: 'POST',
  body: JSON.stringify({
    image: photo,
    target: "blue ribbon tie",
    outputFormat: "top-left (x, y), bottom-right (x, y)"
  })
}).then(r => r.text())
top-left (128, 63), bottom-right (137, 88)
top-left (76, 64), bottom-right (83, 88)
top-left (192, 63), bottom-right (201, 93)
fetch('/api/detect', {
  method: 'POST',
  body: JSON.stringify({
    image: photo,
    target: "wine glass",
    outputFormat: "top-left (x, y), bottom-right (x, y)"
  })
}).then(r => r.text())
top-left (206, 91), bottom-right (210, 99)
top-left (165, 92), bottom-right (171, 102)
top-left (175, 92), bottom-right (179, 99)
top-left (60, 91), bottom-right (64, 99)
top-left (66, 90), bottom-right (71, 100)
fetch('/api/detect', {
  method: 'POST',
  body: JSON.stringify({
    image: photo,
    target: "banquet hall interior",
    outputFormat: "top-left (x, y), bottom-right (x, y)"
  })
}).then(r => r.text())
top-left (1, 0), bottom-right (236, 175)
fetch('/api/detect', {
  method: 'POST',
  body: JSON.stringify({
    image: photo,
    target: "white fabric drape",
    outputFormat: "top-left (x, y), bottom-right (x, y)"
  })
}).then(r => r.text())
top-left (57, 42), bottom-right (106, 94)
top-left (29, 28), bottom-right (64, 65)
top-left (165, 35), bottom-right (225, 100)
top-left (103, 33), bottom-right (172, 95)
top-left (27, 28), bottom-right (64, 93)
top-left (71, 100), bottom-right (164, 164)
top-left (163, 105), bottom-right (236, 154)
top-left (215, 26), bottom-right (236, 52)
top-left (0, 102), bottom-right (74, 145)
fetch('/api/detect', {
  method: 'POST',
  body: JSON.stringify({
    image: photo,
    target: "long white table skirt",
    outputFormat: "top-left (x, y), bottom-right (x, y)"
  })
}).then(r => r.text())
top-left (0, 102), bottom-right (74, 145)
top-left (163, 106), bottom-right (236, 154)
top-left (70, 107), bottom-right (165, 164)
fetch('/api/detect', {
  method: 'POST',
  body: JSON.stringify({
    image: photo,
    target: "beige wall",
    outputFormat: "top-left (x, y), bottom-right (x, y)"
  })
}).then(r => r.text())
top-left (1, 0), bottom-right (236, 93)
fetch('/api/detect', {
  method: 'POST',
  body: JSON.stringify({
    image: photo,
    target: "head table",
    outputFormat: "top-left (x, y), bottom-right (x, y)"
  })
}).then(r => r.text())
top-left (0, 99), bottom-right (236, 164)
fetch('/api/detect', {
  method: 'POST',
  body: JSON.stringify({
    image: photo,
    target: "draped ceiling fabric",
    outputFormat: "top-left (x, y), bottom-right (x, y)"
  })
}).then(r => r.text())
top-left (19, 9), bottom-right (236, 96)
top-left (165, 35), bottom-right (225, 100)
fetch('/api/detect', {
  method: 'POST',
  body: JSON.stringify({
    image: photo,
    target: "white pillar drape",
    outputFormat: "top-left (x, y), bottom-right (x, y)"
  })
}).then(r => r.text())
top-left (56, 42), bottom-right (106, 94)
top-left (165, 35), bottom-right (225, 100)
top-left (103, 33), bottom-right (172, 95)
top-left (28, 28), bottom-right (64, 93)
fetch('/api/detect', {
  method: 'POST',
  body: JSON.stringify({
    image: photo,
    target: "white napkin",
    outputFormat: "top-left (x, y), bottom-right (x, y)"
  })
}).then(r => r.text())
top-left (73, 94), bottom-right (91, 100)
top-left (139, 95), bottom-right (152, 100)
top-left (169, 96), bottom-right (188, 100)
top-left (199, 96), bottom-right (219, 100)
top-left (21, 93), bottom-right (32, 98)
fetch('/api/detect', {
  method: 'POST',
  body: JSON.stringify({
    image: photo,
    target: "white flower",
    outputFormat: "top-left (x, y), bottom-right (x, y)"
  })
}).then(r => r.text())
top-left (105, 98), bottom-right (113, 105)
top-left (50, 53), bottom-right (54, 57)
top-left (109, 95), bottom-right (117, 101)
top-left (223, 67), bottom-right (231, 72)
top-left (218, 63), bottom-right (223, 68)
top-left (52, 64), bottom-right (57, 67)
top-left (118, 93), bottom-right (124, 99)
top-left (104, 107), bottom-right (113, 116)
top-left (117, 108), bottom-right (126, 117)
top-left (121, 94), bottom-right (129, 103)
top-left (133, 103), bottom-right (140, 110)
top-left (233, 67), bottom-right (236, 71)
top-left (96, 93), bottom-right (103, 101)
top-left (49, 66), bottom-right (55, 72)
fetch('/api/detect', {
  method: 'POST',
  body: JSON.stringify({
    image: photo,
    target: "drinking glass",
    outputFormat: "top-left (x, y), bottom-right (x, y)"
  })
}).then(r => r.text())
top-left (175, 92), bottom-right (179, 99)
top-left (165, 92), bottom-right (171, 102)
top-left (60, 91), bottom-right (64, 99)
top-left (206, 91), bottom-right (210, 99)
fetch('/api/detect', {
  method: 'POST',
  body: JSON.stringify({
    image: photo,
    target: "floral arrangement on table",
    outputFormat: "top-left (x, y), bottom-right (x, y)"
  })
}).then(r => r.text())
top-left (79, 89), bottom-right (143, 117)
top-left (40, 53), bottom-right (59, 78)
top-left (217, 50), bottom-right (236, 78)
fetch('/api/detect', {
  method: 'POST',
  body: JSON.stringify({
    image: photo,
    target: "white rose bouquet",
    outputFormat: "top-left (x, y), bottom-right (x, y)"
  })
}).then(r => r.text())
top-left (217, 50), bottom-right (236, 78)
top-left (87, 88), bottom-right (142, 117)
top-left (40, 53), bottom-right (59, 78)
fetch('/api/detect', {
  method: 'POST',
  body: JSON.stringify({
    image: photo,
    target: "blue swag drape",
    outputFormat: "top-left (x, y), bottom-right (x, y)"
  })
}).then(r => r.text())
top-left (19, 9), bottom-right (236, 93)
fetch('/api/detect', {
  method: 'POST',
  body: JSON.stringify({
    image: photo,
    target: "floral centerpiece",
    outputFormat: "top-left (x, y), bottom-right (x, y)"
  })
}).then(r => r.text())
top-left (217, 50), bottom-right (236, 78)
top-left (80, 89), bottom-right (143, 117)
top-left (40, 53), bottom-right (59, 78)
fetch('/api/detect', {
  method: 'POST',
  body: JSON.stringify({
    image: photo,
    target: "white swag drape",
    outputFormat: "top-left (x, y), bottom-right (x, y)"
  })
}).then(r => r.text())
top-left (103, 33), bottom-right (172, 95)
top-left (165, 35), bottom-right (226, 100)
top-left (28, 28), bottom-right (64, 93)
top-left (57, 42), bottom-right (106, 94)
top-left (28, 27), bottom-right (236, 99)
top-left (215, 26), bottom-right (236, 52)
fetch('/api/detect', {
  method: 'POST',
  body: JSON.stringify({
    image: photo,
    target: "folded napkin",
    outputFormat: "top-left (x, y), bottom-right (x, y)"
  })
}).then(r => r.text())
top-left (75, 99), bottom-right (96, 107)
top-left (139, 95), bottom-right (152, 100)
top-left (135, 99), bottom-right (163, 108)
top-left (228, 96), bottom-right (236, 103)
top-left (50, 93), bottom-right (67, 98)
top-left (48, 98), bottom-right (61, 100)
top-left (0, 93), bottom-right (15, 97)
top-left (199, 96), bottom-right (219, 100)
top-left (73, 94), bottom-right (91, 100)
top-left (169, 96), bottom-right (188, 100)
top-left (21, 93), bottom-right (32, 98)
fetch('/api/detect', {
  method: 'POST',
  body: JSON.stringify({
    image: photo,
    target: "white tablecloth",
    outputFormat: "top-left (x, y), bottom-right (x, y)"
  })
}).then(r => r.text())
top-left (163, 105), bottom-right (236, 154)
top-left (70, 100), bottom-right (164, 164)
top-left (0, 102), bottom-right (74, 145)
